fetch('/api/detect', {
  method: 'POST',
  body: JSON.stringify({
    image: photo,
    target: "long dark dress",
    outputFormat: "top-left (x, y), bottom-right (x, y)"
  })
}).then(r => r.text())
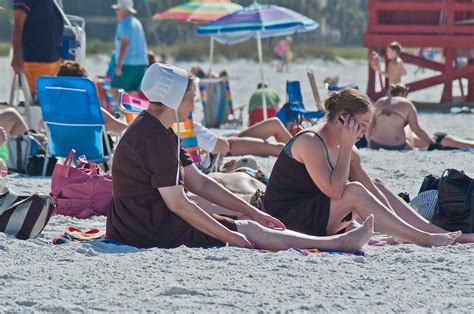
top-left (264, 131), bottom-right (332, 236)
top-left (106, 111), bottom-right (235, 248)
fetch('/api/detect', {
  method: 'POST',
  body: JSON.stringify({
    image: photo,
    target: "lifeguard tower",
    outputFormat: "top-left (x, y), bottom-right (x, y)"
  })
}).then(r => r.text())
top-left (364, 0), bottom-right (474, 107)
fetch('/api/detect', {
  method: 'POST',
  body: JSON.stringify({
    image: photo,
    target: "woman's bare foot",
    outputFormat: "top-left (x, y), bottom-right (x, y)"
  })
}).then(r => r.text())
top-left (423, 231), bottom-right (462, 247)
top-left (338, 214), bottom-right (374, 252)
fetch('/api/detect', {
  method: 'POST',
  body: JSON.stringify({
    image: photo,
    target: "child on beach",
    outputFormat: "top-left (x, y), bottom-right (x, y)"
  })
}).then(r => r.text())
top-left (262, 88), bottom-right (474, 246)
top-left (106, 62), bottom-right (375, 251)
top-left (371, 41), bottom-right (407, 86)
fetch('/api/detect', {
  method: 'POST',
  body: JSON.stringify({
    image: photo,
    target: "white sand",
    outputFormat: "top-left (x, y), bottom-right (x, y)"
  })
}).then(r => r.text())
top-left (1, 113), bottom-right (473, 312)
top-left (1, 57), bottom-right (474, 311)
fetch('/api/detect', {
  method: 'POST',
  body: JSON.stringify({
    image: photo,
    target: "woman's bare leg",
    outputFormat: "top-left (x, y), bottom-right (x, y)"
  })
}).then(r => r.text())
top-left (228, 137), bottom-right (283, 157)
top-left (101, 108), bottom-right (127, 133)
top-left (0, 108), bottom-right (29, 135)
top-left (235, 215), bottom-right (374, 251)
top-left (237, 118), bottom-right (291, 143)
top-left (326, 182), bottom-right (461, 247)
top-left (374, 179), bottom-right (474, 243)
top-left (440, 135), bottom-right (474, 149)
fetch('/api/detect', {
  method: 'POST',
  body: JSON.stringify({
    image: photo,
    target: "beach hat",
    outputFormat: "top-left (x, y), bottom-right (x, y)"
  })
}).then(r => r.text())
top-left (141, 63), bottom-right (189, 110)
top-left (112, 0), bottom-right (137, 14)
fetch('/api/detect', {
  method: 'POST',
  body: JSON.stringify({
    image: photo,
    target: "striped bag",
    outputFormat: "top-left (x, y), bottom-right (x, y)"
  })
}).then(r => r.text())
top-left (0, 179), bottom-right (54, 239)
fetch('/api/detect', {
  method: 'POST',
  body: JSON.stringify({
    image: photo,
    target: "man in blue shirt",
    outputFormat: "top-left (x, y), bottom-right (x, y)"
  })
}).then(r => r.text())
top-left (11, 0), bottom-right (63, 102)
top-left (111, 0), bottom-right (148, 98)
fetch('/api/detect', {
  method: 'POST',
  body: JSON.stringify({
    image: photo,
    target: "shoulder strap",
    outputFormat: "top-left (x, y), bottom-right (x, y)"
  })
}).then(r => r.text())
top-left (53, 0), bottom-right (72, 27)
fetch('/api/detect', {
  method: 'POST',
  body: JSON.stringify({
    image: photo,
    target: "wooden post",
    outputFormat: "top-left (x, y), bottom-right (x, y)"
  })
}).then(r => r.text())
top-left (442, 48), bottom-right (454, 103)
top-left (468, 58), bottom-right (474, 102)
top-left (367, 48), bottom-right (377, 100)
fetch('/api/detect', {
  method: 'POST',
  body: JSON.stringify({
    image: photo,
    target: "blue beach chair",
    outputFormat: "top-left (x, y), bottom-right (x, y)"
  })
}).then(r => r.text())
top-left (276, 81), bottom-right (325, 129)
top-left (36, 76), bottom-right (112, 176)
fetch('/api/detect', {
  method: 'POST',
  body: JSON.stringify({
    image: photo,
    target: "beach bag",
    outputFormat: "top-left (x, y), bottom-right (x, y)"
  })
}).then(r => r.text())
top-left (6, 133), bottom-right (57, 176)
top-left (0, 178), bottom-right (54, 239)
top-left (431, 169), bottom-right (474, 233)
top-left (50, 149), bottom-right (112, 218)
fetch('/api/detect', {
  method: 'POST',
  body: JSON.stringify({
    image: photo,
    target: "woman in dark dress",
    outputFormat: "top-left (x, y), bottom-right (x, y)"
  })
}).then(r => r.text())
top-left (106, 63), bottom-right (374, 251)
top-left (264, 88), bottom-right (474, 246)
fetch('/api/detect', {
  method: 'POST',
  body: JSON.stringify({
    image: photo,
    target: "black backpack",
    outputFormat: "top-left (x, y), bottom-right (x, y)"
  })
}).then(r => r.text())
top-left (430, 169), bottom-right (474, 233)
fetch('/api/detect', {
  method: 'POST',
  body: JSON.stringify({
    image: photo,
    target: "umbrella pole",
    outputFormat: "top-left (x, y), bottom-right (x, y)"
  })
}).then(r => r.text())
top-left (257, 32), bottom-right (267, 120)
top-left (208, 37), bottom-right (215, 75)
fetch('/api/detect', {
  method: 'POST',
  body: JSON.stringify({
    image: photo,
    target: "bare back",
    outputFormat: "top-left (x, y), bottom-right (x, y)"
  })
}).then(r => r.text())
top-left (369, 96), bottom-right (412, 147)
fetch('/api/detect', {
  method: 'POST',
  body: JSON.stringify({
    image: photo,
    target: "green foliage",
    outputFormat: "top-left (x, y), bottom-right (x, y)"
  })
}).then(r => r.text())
top-left (323, 0), bottom-right (368, 45)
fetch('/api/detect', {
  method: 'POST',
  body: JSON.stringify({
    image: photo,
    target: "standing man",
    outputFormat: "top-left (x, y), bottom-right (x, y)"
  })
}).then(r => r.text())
top-left (11, 0), bottom-right (64, 103)
top-left (111, 0), bottom-right (148, 100)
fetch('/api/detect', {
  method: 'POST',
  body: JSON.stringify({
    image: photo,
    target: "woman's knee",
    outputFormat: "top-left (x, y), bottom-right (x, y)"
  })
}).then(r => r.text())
top-left (373, 178), bottom-right (385, 187)
top-left (342, 182), bottom-right (368, 201)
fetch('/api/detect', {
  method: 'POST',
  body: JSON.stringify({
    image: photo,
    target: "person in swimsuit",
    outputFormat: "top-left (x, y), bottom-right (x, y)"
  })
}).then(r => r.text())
top-left (106, 63), bottom-right (375, 252)
top-left (264, 88), bottom-right (474, 246)
top-left (370, 41), bottom-right (407, 86)
top-left (368, 84), bottom-right (474, 150)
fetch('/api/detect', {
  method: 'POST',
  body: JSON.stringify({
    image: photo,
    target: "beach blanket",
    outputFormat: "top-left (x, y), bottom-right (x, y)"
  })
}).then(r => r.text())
top-left (51, 227), bottom-right (365, 256)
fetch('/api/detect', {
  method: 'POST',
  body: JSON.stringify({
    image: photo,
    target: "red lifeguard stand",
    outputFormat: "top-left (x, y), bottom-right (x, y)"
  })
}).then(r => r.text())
top-left (364, 0), bottom-right (474, 106)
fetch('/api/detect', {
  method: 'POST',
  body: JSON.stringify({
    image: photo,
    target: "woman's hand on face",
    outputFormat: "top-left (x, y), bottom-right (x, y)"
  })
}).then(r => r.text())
top-left (226, 231), bottom-right (255, 248)
top-left (252, 210), bottom-right (286, 230)
top-left (340, 116), bottom-right (362, 148)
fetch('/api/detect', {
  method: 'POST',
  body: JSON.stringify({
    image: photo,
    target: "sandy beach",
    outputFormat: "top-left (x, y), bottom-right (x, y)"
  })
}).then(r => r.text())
top-left (0, 56), bottom-right (473, 311)
top-left (1, 111), bottom-right (473, 312)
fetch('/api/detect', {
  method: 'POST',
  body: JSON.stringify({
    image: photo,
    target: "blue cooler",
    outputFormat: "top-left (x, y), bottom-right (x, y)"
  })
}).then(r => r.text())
top-left (60, 15), bottom-right (86, 62)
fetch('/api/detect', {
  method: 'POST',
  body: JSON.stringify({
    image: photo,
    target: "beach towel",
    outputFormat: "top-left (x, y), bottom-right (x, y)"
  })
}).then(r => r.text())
top-left (172, 113), bottom-right (202, 164)
top-left (51, 226), bottom-right (365, 256)
top-left (199, 78), bottom-right (233, 127)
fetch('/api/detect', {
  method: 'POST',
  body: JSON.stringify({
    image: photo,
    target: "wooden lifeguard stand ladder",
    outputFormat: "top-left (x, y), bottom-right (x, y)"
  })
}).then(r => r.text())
top-left (364, 0), bottom-right (474, 107)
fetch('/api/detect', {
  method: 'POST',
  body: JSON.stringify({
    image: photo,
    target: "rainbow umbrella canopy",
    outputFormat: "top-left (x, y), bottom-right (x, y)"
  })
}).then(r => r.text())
top-left (154, 1), bottom-right (243, 72)
top-left (153, 0), bottom-right (242, 23)
top-left (197, 2), bottom-right (318, 119)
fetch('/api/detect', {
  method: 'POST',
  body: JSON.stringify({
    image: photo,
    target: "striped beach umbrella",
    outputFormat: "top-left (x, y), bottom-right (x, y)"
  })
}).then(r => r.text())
top-left (153, 0), bottom-right (242, 23)
top-left (154, 1), bottom-right (243, 73)
top-left (197, 2), bottom-right (318, 119)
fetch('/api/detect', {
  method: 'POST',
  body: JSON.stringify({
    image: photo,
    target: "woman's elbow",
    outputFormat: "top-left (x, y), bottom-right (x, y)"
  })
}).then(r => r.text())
top-left (167, 198), bottom-right (190, 215)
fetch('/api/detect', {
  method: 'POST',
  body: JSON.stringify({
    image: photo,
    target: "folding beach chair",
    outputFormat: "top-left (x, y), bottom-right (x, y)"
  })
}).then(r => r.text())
top-left (199, 78), bottom-right (241, 128)
top-left (96, 78), bottom-right (120, 116)
top-left (118, 91), bottom-right (202, 164)
top-left (36, 76), bottom-right (112, 176)
top-left (276, 81), bottom-right (325, 133)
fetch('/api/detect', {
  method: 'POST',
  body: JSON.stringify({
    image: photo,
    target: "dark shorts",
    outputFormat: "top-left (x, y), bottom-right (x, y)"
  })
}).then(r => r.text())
top-left (264, 192), bottom-right (331, 237)
top-left (111, 65), bottom-right (147, 91)
top-left (427, 132), bottom-right (456, 151)
top-left (369, 140), bottom-right (407, 151)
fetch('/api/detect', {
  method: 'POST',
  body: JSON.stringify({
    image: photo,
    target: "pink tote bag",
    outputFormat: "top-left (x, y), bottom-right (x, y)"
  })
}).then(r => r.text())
top-left (50, 150), bottom-right (112, 218)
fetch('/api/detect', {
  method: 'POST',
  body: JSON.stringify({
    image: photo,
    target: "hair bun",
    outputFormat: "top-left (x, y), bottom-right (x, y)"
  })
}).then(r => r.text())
top-left (324, 92), bottom-right (339, 112)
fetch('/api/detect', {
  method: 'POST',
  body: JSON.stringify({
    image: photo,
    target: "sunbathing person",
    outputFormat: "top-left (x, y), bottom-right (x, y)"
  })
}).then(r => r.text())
top-left (56, 61), bottom-right (128, 134)
top-left (262, 88), bottom-right (473, 247)
top-left (195, 117), bottom-right (292, 157)
top-left (106, 63), bottom-right (375, 251)
top-left (367, 83), bottom-right (474, 150)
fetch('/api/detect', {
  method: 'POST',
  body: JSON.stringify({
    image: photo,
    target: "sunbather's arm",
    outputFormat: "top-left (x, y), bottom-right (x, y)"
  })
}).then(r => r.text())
top-left (184, 164), bottom-right (285, 229)
top-left (406, 103), bottom-right (435, 146)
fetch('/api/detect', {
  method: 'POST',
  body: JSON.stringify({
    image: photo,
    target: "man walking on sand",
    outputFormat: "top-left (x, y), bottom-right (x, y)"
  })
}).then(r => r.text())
top-left (111, 0), bottom-right (148, 101)
top-left (11, 0), bottom-right (64, 103)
